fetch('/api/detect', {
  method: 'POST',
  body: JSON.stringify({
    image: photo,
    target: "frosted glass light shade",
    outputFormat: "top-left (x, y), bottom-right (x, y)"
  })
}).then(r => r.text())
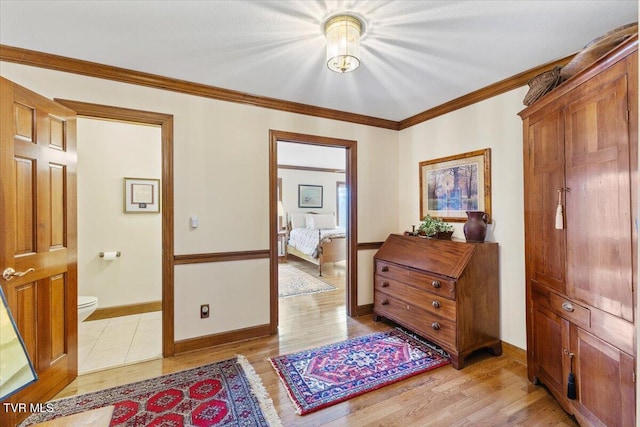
top-left (325, 15), bottom-right (362, 73)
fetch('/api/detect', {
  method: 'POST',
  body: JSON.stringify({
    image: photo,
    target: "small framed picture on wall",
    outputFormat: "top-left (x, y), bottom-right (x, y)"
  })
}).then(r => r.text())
top-left (124, 177), bottom-right (160, 213)
top-left (298, 184), bottom-right (323, 208)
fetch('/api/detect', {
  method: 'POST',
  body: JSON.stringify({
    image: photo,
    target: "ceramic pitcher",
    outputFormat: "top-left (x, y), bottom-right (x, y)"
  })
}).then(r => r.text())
top-left (463, 211), bottom-right (488, 242)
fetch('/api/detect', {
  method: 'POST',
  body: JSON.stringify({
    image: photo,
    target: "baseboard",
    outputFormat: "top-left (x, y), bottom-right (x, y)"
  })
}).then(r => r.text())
top-left (356, 303), bottom-right (374, 316)
top-left (86, 300), bottom-right (162, 321)
top-left (501, 341), bottom-right (526, 365)
top-left (174, 324), bottom-right (272, 355)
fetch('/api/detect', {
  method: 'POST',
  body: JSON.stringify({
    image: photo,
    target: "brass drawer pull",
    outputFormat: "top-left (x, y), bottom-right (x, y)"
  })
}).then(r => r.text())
top-left (431, 322), bottom-right (440, 330)
top-left (562, 302), bottom-right (574, 312)
top-left (432, 280), bottom-right (441, 288)
top-left (381, 266), bottom-right (389, 272)
top-left (381, 282), bottom-right (390, 288)
top-left (432, 300), bottom-right (441, 308)
top-left (381, 299), bottom-right (389, 305)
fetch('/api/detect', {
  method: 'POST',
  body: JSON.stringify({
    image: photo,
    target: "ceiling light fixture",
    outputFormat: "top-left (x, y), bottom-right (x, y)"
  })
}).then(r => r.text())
top-left (324, 14), bottom-right (362, 73)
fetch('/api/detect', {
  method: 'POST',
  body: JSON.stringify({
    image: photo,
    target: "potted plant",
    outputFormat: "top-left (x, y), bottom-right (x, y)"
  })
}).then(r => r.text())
top-left (418, 215), bottom-right (454, 239)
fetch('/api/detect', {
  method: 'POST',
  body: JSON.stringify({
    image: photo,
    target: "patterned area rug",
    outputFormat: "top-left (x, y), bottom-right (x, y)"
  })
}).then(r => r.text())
top-left (21, 356), bottom-right (282, 427)
top-left (278, 264), bottom-right (336, 298)
top-left (269, 328), bottom-right (450, 415)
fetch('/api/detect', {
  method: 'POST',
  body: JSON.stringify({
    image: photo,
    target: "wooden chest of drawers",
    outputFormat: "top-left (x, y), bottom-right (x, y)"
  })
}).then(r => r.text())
top-left (373, 234), bottom-right (501, 369)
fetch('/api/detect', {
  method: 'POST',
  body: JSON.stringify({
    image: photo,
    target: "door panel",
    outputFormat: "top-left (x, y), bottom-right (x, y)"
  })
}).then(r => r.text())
top-left (533, 303), bottom-right (569, 397)
top-left (49, 164), bottom-right (66, 248)
top-left (50, 275), bottom-right (66, 361)
top-left (565, 60), bottom-right (633, 322)
top-left (0, 77), bottom-right (77, 426)
top-left (14, 282), bottom-right (38, 361)
top-left (572, 326), bottom-right (635, 427)
top-left (526, 106), bottom-right (566, 294)
top-left (15, 157), bottom-right (36, 254)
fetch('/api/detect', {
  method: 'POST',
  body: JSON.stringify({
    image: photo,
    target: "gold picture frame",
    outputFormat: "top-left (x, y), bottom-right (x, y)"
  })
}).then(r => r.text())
top-left (123, 177), bottom-right (160, 213)
top-left (419, 148), bottom-right (491, 223)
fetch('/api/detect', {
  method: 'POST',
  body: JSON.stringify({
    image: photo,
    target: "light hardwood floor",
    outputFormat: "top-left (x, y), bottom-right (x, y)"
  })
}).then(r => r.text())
top-left (56, 257), bottom-right (578, 426)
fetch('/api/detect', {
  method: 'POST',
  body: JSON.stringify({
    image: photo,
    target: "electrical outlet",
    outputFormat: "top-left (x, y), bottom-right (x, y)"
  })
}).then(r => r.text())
top-left (200, 304), bottom-right (209, 319)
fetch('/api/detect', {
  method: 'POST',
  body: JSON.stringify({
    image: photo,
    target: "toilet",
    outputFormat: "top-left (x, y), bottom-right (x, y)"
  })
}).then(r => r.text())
top-left (78, 296), bottom-right (98, 322)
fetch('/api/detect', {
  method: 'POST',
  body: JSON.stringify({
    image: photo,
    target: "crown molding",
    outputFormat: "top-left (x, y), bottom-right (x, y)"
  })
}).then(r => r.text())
top-left (1, 44), bottom-right (574, 131)
top-left (0, 44), bottom-right (398, 130)
top-left (398, 54), bottom-right (575, 130)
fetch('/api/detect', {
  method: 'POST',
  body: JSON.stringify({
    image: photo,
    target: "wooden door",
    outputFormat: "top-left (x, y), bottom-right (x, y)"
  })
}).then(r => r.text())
top-left (524, 105), bottom-right (567, 294)
top-left (565, 59), bottom-right (634, 322)
top-left (532, 303), bottom-right (570, 405)
top-left (571, 326), bottom-right (635, 427)
top-left (0, 77), bottom-right (77, 426)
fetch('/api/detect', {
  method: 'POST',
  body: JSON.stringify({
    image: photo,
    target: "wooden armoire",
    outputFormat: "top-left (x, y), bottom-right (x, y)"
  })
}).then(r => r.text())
top-left (519, 36), bottom-right (637, 427)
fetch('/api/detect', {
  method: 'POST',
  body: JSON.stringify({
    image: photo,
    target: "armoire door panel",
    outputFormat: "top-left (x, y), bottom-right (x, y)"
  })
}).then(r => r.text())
top-left (565, 63), bottom-right (633, 322)
top-left (572, 326), bottom-right (635, 427)
top-left (533, 304), bottom-right (569, 394)
top-left (527, 107), bottom-right (566, 293)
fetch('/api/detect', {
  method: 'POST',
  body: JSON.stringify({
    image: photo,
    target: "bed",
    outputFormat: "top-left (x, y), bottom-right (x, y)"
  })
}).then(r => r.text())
top-left (286, 213), bottom-right (346, 276)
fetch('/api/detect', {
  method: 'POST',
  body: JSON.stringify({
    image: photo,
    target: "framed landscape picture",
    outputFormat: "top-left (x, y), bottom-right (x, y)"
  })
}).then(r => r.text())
top-left (298, 184), bottom-right (323, 208)
top-left (419, 148), bottom-right (491, 222)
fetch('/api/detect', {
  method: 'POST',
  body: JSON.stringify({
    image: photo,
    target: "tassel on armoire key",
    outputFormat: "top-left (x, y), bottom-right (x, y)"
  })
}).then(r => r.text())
top-left (567, 352), bottom-right (576, 400)
top-left (555, 189), bottom-right (564, 230)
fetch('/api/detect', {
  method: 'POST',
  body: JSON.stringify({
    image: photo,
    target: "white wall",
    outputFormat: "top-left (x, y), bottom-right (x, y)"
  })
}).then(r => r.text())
top-left (279, 169), bottom-right (345, 218)
top-left (398, 87), bottom-right (528, 348)
top-left (0, 61), bottom-right (399, 340)
top-left (278, 141), bottom-right (345, 169)
top-left (77, 118), bottom-right (162, 308)
top-left (277, 141), bottom-right (346, 220)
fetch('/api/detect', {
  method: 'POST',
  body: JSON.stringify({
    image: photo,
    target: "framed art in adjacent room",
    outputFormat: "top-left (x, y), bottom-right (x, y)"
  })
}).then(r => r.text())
top-left (124, 177), bottom-right (160, 213)
top-left (298, 184), bottom-right (323, 208)
top-left (419, 148), bottom-right (491, 222)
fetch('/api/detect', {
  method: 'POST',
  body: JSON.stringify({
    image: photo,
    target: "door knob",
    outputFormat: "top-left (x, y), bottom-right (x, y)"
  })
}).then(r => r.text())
top-left (2, 267), bottom-right (35, 281)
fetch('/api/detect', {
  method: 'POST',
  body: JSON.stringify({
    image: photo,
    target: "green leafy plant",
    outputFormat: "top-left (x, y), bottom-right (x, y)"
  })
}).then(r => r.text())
top-left (418, 215), bottom-right (453, 237)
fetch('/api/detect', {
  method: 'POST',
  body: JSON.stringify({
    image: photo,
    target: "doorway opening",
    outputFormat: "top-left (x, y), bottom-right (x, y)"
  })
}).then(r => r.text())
top-left (55, 99), bottom-right (176, 360)
top-left (76, 117), bottom-right (163, 374)
top-left (268, 130), bottom-right (358, 334)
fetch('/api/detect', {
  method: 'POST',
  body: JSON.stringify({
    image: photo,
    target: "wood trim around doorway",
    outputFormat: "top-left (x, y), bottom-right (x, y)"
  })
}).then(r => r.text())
top-left (54, 99), bottom-right (176, 357)
top-left (269, 130), bottom-right (357, 334)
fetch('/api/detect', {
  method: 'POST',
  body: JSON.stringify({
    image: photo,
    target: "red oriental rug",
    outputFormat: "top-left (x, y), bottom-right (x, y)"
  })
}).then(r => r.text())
top-left (20, 356), bottom-right (281, 427)
top-left (269, 328), bottom-right (450, 415)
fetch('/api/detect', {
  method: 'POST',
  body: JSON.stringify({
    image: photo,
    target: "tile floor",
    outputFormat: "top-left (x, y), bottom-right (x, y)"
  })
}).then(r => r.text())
top-left (78, 311), bottom-right (162, 375)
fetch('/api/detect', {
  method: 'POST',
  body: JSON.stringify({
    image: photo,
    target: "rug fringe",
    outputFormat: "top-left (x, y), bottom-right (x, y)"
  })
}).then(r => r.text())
top-left (394, 327), bottom-right (451, 358)
top-left (267, 357), bottom-right (304, 415)
top-left (236, 354), bottom-right (284, 427)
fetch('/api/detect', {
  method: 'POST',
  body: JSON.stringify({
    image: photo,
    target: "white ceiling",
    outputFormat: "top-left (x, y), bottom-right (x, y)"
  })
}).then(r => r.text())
top-left (0, 1), bottom-right (637, 122)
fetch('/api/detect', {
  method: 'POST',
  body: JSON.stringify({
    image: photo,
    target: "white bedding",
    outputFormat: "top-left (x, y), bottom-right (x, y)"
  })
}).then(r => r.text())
top-left (288, 227), bottom-right (346, 258)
